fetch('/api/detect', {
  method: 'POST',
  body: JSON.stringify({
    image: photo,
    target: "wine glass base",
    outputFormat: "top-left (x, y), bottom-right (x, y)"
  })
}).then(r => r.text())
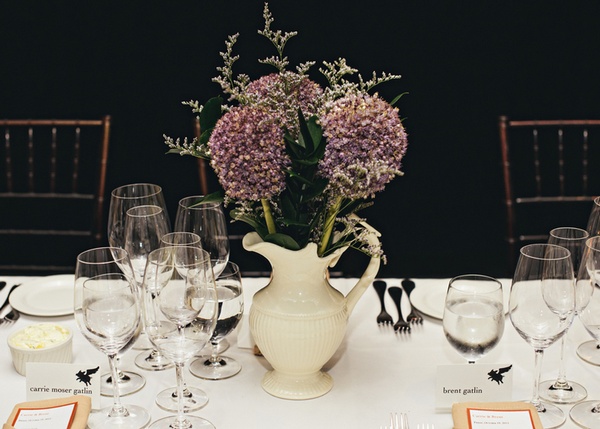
top-left (149, 415), bottom-right (215, 429)
top-left (528, 400), bottom-right (565, 429)
top-left (577, 340), bottom-right (600, 366)
top-left (539, 379), bottom-right (587, 404)
top-left (155, 386), bottom-right (209, 412)
top-left (570, 400), bottom-right (600, 428)
top-left (87, 404), bottom-right (150, 429)
top-left (189, 355), bottom-right (241, 380)
top-left (135, 349), bottom-right (174, 371)
top-left (101, 371), bottom-right (146, 397)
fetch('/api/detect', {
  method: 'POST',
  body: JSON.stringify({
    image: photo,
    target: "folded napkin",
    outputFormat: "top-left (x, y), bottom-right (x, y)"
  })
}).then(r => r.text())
top-left (452, 401), bottom-right (543, 429)
top-left (4, 395), bottom-right (91, 429)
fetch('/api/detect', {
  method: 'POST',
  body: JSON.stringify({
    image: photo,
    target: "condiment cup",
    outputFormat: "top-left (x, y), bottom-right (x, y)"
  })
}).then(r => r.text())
top-left (7, 323), bottom-right (73, 375)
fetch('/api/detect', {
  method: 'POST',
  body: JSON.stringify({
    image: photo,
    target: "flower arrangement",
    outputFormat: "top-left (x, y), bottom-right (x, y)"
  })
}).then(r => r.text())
top-left (165, 3), bottom-right (408, 259)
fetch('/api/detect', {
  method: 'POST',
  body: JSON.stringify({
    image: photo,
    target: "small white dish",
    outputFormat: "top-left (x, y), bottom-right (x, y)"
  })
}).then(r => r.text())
top-left (9, 274), bottom-right (75, 316)
top-left (8, 323), bottom-right (73, 375)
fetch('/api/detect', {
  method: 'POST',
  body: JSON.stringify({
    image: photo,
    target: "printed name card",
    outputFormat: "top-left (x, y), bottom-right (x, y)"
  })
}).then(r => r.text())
top-left (435, 363), bottom-right (513, 409)
top-left (468, 408), bottom-right (535, 428)
top-left (25, 363), bottom-right (102, 409)
top-left (451, 402), bottom-right (543, 429)
top-left (12, 402), bottom-right (77, 429)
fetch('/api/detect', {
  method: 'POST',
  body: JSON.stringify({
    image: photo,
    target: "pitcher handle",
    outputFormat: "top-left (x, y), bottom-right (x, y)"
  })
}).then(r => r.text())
top-left (345, 218), bottom-right (382, 314)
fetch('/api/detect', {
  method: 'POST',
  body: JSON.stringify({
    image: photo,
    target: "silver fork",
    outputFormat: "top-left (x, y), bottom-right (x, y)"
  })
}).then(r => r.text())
top-left (373, 280), bottom-right (393, 326)
top-left (1, 306), bottom-right (20, 326)
top-left (389, 413), bottom-right (409, 429)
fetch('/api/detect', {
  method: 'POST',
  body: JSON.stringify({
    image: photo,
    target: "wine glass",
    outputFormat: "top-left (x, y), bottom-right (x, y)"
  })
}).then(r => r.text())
top-left (539, 227), bottom-right (589, 403)
top-left (105, 183), bottom-right (169, 394)
top-left (509, 243), bottom-right (575, 429)
top-left (74, 247), bottom-right (150, 428)
top-left (578, 196), bottom-right (600, 365)
top-left (109, 183), bottom-right (171, 249)
top-left (155, 231), bottom-right (209, 413)
top-left (125, 205), bottom-right (175, 372)
top-left (175, 196), bottom-right (232, 352)
top-left (141, 246), bottom-right (218, 429)
top-left (174, 196), bottom-right (230, 277)
top-left (442, 274), bottom-right (504, 364)
top-left (570, 236), bottom-right (600, 428)
top-left (190, 261), bottom-right (244, 379)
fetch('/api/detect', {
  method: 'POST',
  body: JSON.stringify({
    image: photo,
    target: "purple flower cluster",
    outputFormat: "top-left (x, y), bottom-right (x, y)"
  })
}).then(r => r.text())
top-left (208, 105), bottom-right (290, 201)
top-left (246, 72), bottom-right (323, 137)
top-left (318, 93), bottom-right (408, 200)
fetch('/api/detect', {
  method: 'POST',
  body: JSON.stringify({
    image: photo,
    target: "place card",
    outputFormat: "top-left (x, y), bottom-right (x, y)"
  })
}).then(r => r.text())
top-left (452, 402), bottom-right (543, 429)
top-left (435, 363), bottom-right (513, 409)
top-left (25, 363), bottom-right (101, 410)
top-left (12, 401), bottom-right (77, 429)
top-left (468, 408), bottom-right (535, 428)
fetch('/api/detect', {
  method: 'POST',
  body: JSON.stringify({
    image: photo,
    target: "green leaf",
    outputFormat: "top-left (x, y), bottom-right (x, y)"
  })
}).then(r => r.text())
top-left (264, 233), bottom-right (301, 250)
top-left (306, 116), bottom-right (323, 150)
top-left (196, 191), bottom-right (224, 204)
top-left (297, 110), bottom-right (312, 152)
top-left (390, 92), bottom-right (408, 106)
top-left (165, 148), bottom-right (183, 155)
top-left (198, 128), bottom-right (213, 146)
top-left (231, 209), bottom-right (268, 237)
top-left (200, 97), bottom-right (224, 132)
top-left (188, 191), bottom-right (225, 208)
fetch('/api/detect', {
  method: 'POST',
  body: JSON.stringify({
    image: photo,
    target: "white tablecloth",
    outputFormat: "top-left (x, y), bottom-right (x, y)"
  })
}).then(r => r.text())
top-left (0, 276), bottom-right (598, 429)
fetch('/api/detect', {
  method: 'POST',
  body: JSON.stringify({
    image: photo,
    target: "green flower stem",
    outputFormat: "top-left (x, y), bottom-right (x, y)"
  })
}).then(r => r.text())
top-left (318, 198), bottom-right (341, 256)
top-left (261, 198), bottom-right (277, 235)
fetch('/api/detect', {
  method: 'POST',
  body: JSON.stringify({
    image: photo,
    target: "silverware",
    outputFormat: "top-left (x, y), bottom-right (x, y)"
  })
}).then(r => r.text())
top-left (385, 413), bottom-right (409, 429)
top-left (1, 306), bottom-right (20, 325)
top-left (373, 280), bottom-right (393, 326)
top-left (0, 283), bottom-right (19, 314)
top-left (0, 284), bottom-right (21, 326)
top-left (388, 287), bottom-right (411, 333)
top-left (401, 279), bottom-right (424, 324)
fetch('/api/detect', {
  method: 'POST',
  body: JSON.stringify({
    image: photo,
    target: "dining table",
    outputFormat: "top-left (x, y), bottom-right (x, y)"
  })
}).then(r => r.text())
top-left (0, 275), bottom-right (598, 429)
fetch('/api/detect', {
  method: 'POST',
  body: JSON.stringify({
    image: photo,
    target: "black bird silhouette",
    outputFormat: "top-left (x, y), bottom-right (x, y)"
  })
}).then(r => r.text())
top-left (487, 365), bottom-right (512, 384)
top-left (75, 366), bottom-right (100, 386)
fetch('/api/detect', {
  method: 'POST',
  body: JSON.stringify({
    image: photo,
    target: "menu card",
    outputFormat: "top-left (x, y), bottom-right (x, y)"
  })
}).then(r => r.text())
top-left (3, 396), bottom-right (90, 429)
top-left (12, 402), bottom-right (76, 429)
top-left (452, 402), bottom-right (543, 429)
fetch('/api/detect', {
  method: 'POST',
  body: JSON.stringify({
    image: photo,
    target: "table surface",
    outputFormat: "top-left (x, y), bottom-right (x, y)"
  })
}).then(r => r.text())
top-left (0, 276), bottom-right (598, 429)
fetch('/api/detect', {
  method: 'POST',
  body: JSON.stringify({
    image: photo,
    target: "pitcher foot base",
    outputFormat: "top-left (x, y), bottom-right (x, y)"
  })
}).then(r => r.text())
top-left (261, 370), bottom-right (333, 400)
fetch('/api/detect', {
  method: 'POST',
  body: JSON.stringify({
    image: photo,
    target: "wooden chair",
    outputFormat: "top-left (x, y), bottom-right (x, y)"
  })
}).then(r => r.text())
top-left (499, 116), bottom-right (600, 272)
top-left (0, 116), bottom-right (111, 274)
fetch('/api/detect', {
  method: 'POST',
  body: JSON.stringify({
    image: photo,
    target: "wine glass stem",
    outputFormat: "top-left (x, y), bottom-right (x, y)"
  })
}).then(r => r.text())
top-left (108, 353), bottom-right (129, 417)
top-left (553, 329), bottom-right (569, 387)
top-left (209, 340), bottom-right (220, 364)
top-left (532, 349), bottom-right (546, 412)
top-left (175, 363), bottom-right (187, 428)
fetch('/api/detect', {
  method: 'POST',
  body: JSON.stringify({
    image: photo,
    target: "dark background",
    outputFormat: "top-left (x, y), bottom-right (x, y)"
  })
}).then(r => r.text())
top-left (2, 0), bottom-right (599, 278)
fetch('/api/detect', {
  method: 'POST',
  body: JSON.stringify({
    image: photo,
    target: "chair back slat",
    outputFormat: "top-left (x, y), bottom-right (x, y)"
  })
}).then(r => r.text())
top-left (50, 127), bottom-right (57, 192)
top-left (582, 129), bottom-right (589, 195)
top-left (4, 129), bottom-right (13, 192)
top-left (72, 126), bottom-right (81, 193)
top-left (27, 127), bottom-right (35, 192)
